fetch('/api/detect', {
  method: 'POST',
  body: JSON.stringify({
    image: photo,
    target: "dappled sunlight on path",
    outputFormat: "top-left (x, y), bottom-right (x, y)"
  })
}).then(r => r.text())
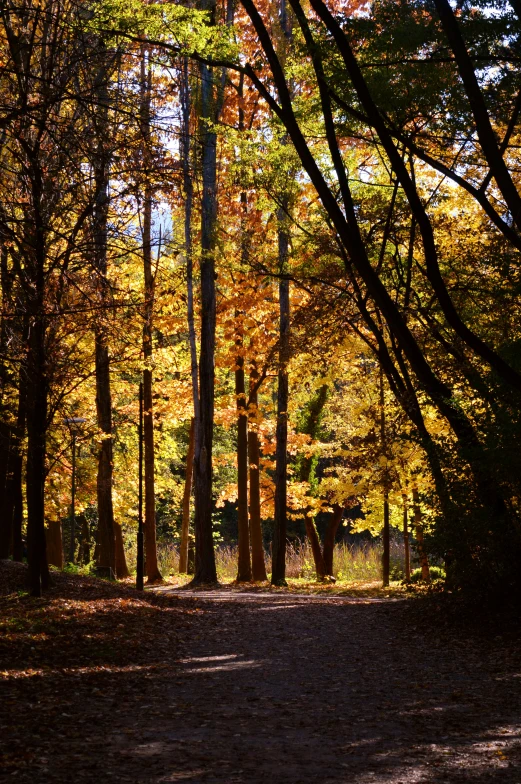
top-left (1, 569), bottom-right (520, 783)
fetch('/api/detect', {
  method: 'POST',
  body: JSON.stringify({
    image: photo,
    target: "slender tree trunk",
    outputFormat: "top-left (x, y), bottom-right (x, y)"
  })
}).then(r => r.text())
top-left (0, 246), bottom-right (14, 558)
top-left (272, 217), bottom-right (290, 586)
top-left (235, 77), bottom-right (253, 583)
top-left (236, 351), bottom-right (252, 581)
top-left (297, 384), bottom-right (329, 579)
top-left (191, 0), bottom-right (234, 585)
top-left (11, 388), bottom-right (25, 563)
top-left (412, 486), bottom-right (430, 582)
top-left (95, 333), bottom-right (115, 572)
top-left (140, 51), bottom-right (162, 584)
top-left (180, 58), bottom-right (200, 578)
top-left (77, 514), bottom-right (90, 565)
top-left (93, 52), bottom-right (116, 574)
top-left (114, 521), bottom-right (130, 578)
top-left (248, 368), bottom-right (267, 581)
top-left (26, 305), bottom-right (50, 595)
top-left (192, 35), bottom-right (219, 586)
top-left (179, 417), bottom-right (195, 574)
top-left (304, 518), bottom-right (326, 579)
top-left (380, 367), bottom-right (390, 587)
top-left (271, 0), bottom-right (292, 586)
top-left (403, 492), bottom-right (411, 582)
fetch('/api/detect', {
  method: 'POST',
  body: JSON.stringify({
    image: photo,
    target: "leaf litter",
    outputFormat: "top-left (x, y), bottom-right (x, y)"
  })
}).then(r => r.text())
top-left (1, 559), bottom-right (521, 783)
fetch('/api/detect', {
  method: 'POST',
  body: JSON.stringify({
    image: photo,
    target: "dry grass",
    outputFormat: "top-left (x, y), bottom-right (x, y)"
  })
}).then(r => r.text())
top-left (150, 538), bottom-right (408, 591)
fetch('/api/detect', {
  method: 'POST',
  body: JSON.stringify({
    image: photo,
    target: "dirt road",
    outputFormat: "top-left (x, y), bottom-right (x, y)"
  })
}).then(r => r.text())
top-left (1, 569), bottom-right (520, 783)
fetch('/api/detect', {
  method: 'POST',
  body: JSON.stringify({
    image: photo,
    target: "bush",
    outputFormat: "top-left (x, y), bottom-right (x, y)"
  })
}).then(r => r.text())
top-left (409, 565), bottom-right (445, 584)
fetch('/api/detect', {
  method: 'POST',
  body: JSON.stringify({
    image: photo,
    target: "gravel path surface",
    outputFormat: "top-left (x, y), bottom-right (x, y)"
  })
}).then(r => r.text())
top-left (1, 567), bottom-right (521, 783)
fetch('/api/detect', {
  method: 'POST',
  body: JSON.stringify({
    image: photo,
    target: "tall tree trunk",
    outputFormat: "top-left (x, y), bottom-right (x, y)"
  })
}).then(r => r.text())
top-left (380, 367), bottom-right (390, 587)
top-left (140, 49), bottom-right (161, 584)
top-left (0, 246), bottom-right (14, 558)
top-left (11, 380), bottom-right (26, 562)
top-left (180, 58), bottom-right (199, 577)
top-left (272, 217), bottom-right (290, 586)
top-left (192, 11), bottom-right (221, 585)
top-left (271, 0), bottom-right (292, 586)
top-left (236, 351), bottom-right (252, 581)
top-left (93, 49), bottom-right (116, 574)
top-left (248, 368), bottom-right (267, 581)
top-left (403, 492), bottom-right (411, 582)
top-left (26, 301), bottom-right (50, 595)
top-left (235, 76), bottom-right (253, 583)
top-left (297, 384), bottom-right (329, 579)
top-left (95, 334), bottom-right (115, 572)
top-left (179, 418), bottom-right (195, 574)
top-left (412, 486), bottom-right (430, 582)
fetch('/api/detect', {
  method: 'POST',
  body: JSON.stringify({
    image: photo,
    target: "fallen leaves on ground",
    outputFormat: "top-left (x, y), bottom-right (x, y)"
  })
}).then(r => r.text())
top-left (1, 560), bottom-right (521, 783)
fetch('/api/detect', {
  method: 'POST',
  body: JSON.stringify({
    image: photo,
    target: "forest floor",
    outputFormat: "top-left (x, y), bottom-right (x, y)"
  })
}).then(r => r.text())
top-left (1, 560), bottom-right (521, 783)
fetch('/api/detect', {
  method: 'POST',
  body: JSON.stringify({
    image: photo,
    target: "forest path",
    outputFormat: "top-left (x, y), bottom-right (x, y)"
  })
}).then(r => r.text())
top-left (1, 569), bottom-right (521, 783)
top-left (133, 590), bottom-right (521, 784)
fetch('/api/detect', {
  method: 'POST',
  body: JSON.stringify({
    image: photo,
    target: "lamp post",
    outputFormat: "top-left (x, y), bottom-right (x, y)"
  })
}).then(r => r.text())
top-left (64, 417), bottom-right (86, 564)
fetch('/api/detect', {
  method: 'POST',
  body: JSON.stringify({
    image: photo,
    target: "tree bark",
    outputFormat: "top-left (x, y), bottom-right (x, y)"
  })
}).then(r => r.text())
top-left (45, 520), bottom-right (63, 569)
top-left (26, 306), bottom-right (50, 595)
top-left (114, 521), bottom-right (130, 579)
top-left (179, 418), bottom-right (195, 574)
top-left (95, 333), bottom-right (115, 572)
top-left (304, 518), bottom-right (326, 579)
top-left (272, 218), bottom-right (290, 586)
top-left (322, 504), bottom-right (344, 577)
top-left (77, 514), bottom-right (90, 565)
top-left (192, 8), bottom-right (222, 585)
top-left (403, 493), bottom-right (411, 582)
top-left (140, 48), bottom-right (162, 584)
top-left (180, 57), bottom-right (200, 578)
top-left (248, 369), bottom-right (267, 581)
top-left (380, 367), bottom-right (390, 587)
top-left (236, 353), bottom-right (252, 581)
top-left (412, 487), bottom-right (430, 582)
top-left (93, 47), bottom-right (116, 574)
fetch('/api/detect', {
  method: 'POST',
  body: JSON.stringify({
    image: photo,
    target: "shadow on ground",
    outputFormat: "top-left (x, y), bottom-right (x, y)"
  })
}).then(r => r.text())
top-left (1, 563), bottom-right (520, 783)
